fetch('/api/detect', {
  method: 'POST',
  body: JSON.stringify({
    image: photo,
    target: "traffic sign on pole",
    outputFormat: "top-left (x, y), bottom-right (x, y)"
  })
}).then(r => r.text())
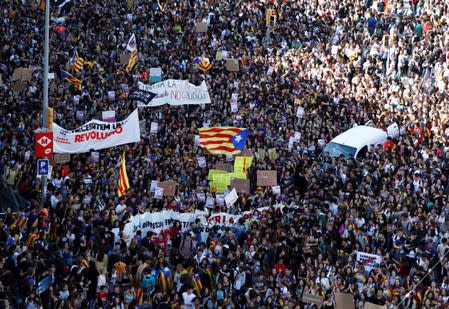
top-left (35, 131), bottom-right (53, 158)
top-left (37, 159), bottom-right (49, 176)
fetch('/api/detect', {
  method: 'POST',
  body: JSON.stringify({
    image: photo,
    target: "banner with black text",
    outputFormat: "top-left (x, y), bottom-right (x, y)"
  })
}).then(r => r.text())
top-left (53, 109), bottom-right (141, 153)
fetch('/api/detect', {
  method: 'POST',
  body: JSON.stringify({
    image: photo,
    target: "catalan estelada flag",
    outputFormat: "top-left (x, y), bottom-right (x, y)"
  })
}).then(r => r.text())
top-left (117, 152), bottom-right (130, 197)
top-left (197, 58), bottom-right (212, 73)
top-left (192, 273), bottom-right (203, 296)
top-left (198, 127), bottom-right (248, 155)
top-left (71, 50), bottom-right (84, 73)
top-left (126, 50), bottom-right (138, 72)
top-left (60, 70), bottom-right (81, 90)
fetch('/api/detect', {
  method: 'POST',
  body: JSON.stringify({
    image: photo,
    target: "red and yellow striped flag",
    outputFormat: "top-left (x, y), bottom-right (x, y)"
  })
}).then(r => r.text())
top-left (38, 0), bottom-right (45, 11)
top-left (117, 152), bottom-right (130, 197)
top-left (197, 58), bottom-right (212, 73)
top-left (125, 50), bottom-right (138, 72)
top-left (198, 127), bottom-right (249, 155)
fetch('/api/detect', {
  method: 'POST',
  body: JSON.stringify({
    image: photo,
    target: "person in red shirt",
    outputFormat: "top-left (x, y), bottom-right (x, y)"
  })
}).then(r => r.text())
top-left (274, 258), bottom-right (287, 273)
top-left (383, 137), bottom-right (396, 152)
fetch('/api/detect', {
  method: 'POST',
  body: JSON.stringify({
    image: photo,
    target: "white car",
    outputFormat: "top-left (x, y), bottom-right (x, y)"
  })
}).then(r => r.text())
top-left (322, 124), bottom-right (400, 160)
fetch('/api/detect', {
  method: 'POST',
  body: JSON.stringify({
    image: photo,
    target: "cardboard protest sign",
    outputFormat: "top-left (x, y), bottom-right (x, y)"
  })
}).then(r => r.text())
top-left (195, 22), bottom-right (208, 33)
top-left (231, 179), bottom-right (250, 194)
top-left (54, 153), bottom-right (71, 164)
top-left (158, 180), bottom-right (177, 197)
top-left (120, 54), bottom-right (131, 65)
top-left (257, 170), bottom-right (277, 186)
top-left (157, 180), bottom-right (176, 196)
top-left (225, 59), bottom-right (239, 72)
top-left (214, 163), bottom-right (233, 172)
top-left (234, 156), bottom-right (252, 174)
top-left (12, 68), bottom-right (32, 81)
top-left (12, 81), bottom-right (25, 92)
top-left (364, 303), bottom-right (385, 309)
top-left (12, 68), bottom-right (22, 81)
top-left (335, 293), bottom-right (355, 309)
top-left (301, 293), bottom-right (323, 307)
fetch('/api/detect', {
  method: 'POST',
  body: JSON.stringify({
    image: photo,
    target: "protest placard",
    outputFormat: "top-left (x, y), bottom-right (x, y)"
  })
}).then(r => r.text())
top-left (231, 179), bottom-right (250, 194)
top-left (225, 188), bottom-right (238, 207)
top-left (54, 153), bottom-right (71, 164)
top-left (364, 303), bottom-right (385, 309)
top-left (301, 294), bottom-right (323, 307)
top-left (158, 180), bottom-right (177, 197)
top-left (225, 59), bottom-right (239, 72)
top-left (195, 22), bottom-right (208, 33)
top-left (257, 170), bottom-right (277, 186)
top-left (214, 163), bottom-right (233, 172)
top-left (150, 122), bottom-right (158, 134)
top-left (335, 293), bottom-right (355, 309)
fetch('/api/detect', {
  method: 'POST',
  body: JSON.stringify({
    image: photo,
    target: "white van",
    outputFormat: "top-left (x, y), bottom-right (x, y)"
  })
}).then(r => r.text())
top-left (322, 125), bottom-right (395, 160)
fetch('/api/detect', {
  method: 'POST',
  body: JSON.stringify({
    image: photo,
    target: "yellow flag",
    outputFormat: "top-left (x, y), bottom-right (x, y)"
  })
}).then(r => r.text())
top-left (234, 156), bottom-right (253, 174)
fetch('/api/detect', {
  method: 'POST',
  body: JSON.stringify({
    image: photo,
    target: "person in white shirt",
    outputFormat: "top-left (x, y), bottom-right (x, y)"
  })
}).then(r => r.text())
top-left (193, 249), bottom-right (206, 265)
top-left (182, 287), bottom-right (196, 309)
top-left (115, 199), bottom-right (127, 215)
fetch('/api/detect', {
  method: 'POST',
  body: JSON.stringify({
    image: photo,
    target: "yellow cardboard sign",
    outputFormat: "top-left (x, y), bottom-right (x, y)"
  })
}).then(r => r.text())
top-left (207, 169), bottom-right (227, 180)
top-left (234, 156), bottom-right (253, 174)
top-left (229, 171), bottom-right (247, 180)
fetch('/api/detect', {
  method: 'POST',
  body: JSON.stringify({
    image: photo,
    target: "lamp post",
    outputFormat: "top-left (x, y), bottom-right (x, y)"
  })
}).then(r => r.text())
top-left (41, 0), bottom-right (50, 205)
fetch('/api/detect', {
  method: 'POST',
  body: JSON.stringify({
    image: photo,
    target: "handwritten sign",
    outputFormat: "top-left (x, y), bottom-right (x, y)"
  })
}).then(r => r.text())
top-left (158, 180), bottom-right (177, 197)
top-left (231, 179), bottom-right (250, 194)
top-left (257, 170), bottom-right (277, 186)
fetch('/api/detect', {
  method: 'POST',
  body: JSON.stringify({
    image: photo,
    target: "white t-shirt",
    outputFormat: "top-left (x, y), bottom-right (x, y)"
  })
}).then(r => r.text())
top-left (182, 291), bottom-right (196, 308)
top-left (115, 203), bottom-right (127, 214)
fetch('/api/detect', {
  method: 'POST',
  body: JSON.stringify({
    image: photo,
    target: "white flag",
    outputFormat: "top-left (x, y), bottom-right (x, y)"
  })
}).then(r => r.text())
top-left (127, 33), bottom-right (137, 52)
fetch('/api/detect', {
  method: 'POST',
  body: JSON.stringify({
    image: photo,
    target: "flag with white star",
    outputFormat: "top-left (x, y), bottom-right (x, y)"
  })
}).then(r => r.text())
top-left (198, 127), bottom-right (249, 155)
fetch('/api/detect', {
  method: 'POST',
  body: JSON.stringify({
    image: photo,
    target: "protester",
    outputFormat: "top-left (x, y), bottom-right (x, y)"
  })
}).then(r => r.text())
top-left (1, 0), bottom-right (449, 308)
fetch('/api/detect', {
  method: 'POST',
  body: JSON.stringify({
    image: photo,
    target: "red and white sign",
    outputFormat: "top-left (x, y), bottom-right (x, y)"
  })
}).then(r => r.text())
top-left (35, 132), bottom-right (54, 158)
top-left (52, 109), bottom-right (140, 153)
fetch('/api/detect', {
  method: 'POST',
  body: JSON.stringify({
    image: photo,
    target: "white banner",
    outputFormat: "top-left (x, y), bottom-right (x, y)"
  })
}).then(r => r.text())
top-left (356, 251), bottom-right (382, 272)
top-left (121, 205), bottom-right (289, 244)
top-left (123, 210), bottom-right (208, 242)
top-left (53, 109), bottom-right (141, 153)
top-left (137, 79), bottom-right (211, 107)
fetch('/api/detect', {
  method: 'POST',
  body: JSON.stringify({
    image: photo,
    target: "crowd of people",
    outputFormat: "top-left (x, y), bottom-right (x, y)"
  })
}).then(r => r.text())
top-left (1, 0), bottom-right (449, 308)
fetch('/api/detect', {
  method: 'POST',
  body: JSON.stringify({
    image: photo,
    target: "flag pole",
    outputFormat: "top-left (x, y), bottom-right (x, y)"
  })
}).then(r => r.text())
top-left (41, 0), bottom-right (50, 205)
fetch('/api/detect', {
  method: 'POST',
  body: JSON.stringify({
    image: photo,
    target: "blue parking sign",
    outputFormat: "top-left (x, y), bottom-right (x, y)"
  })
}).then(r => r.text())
top-left (37, 159), bottom-right (49, 176)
